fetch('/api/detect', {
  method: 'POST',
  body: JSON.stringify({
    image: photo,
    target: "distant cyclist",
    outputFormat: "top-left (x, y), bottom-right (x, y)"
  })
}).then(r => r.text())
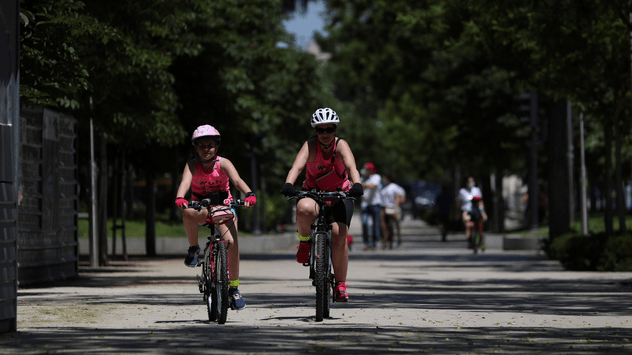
top-left (456, 176), bottom-right (484, 248)
top-left (464, 195), bottom-right (487, 249)
top-left (175, 125), bottom-right (257, 310)
top-left (281, 108), bottom-right (363, 302)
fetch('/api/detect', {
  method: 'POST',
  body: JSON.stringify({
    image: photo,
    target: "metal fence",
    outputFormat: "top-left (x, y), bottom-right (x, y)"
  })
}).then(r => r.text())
top-left (17, 106), bottom-right (79, 286)
top-left (0, 0), bottom-right (19, 334)
top-left (0, 127), bottom-right (17, 334)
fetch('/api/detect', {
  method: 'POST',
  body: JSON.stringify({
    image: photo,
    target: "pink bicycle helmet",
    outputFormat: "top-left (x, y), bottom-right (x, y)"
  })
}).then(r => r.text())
top-left (191, 125), bottom-right (221, 146)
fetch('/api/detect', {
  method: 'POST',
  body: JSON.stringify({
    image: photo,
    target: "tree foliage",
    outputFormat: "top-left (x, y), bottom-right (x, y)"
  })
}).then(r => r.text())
top-left (319, 0), bottom-right (527, 181)
top-left (20, 0), bottom-right (329, 178)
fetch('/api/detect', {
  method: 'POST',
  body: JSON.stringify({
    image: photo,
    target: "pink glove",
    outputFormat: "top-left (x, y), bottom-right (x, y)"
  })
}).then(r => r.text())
top-left (245, 192), bottom-right (256, 206)
top-left (175, 198), bottom-right (188, 209)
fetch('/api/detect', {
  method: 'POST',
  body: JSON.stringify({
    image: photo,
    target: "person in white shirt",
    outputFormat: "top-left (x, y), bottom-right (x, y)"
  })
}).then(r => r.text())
top-left (456, 176), bottom-right (485, 247)
top-left (360, 162), bottom-right (382, 250)
top-left (379, 174), bottom-right (406, 249)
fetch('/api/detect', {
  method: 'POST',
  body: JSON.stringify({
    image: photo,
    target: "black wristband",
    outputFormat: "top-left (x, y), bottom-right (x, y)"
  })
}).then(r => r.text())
top-left (245, 192), bottom-right (256, 197)
top-left (176, 197), bottom-right (185, 199)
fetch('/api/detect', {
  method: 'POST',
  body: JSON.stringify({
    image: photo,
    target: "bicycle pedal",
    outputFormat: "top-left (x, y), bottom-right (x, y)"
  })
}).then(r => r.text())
top-left (196, 275), bottom-right (204, 293)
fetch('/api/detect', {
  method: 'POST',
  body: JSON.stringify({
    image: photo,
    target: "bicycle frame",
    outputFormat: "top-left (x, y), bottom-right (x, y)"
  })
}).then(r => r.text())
top-left (188, 198), bottom-right (243, 324)
top-left (289, 190), bottom-right (353, 321)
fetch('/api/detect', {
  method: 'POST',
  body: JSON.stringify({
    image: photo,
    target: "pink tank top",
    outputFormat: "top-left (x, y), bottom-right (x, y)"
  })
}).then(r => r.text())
top-left (302, 138), bottom-right (351, 192)
top-left (190, 157), bottom-right (233, 202)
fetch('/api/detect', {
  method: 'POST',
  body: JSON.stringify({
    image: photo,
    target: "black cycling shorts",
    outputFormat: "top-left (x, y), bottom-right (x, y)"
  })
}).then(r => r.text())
top-left (297, 198), bottom-right (355, 227)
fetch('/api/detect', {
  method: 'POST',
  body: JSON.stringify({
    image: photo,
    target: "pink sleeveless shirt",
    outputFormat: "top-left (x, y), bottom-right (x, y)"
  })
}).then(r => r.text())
top-left (190, 157), bottom-right (233, 202)
top-left (302, 138), bottom-right (351, 192)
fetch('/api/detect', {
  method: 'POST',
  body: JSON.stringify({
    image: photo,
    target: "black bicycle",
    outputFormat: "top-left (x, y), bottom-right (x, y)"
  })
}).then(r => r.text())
top-left (467, 214), bottom-right (485, 254)
top-left (469, 228), bottom-right (482, 253)
top-left (188, 199), bottom-right (244, 324)
top-left (288, 190), bottom-right (354, 322)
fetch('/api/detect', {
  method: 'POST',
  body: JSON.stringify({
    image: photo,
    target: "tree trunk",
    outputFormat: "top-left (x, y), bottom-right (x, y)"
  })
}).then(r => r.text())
top-left (482, 174), bottom-right (492, 232)
top-left (615, 111), bottom-right (626, 234)
top-left (125, 165), bottom-right (134, 220)
top-left (604, 117), bottom-right (614, 236)
top-left (170, 147), bottom-right (180, 222)
top-left (493, 170), bottom-right (505, 233)
top-left (145, 166), bottom-right (156, 256)
top-left (548, 100), bottom-right (571, 240)
top-left (98, 132), bottom-right (109, 266)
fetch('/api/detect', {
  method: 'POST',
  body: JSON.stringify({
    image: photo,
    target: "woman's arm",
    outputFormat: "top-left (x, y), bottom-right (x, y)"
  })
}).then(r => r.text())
top-left (284, 141), bottom-right (309, 185)
top-left (336, 139), bottom-right (361, 184)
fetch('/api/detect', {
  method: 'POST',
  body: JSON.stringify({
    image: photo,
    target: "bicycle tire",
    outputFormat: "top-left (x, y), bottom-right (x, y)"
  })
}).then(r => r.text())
top-left (324, 238), bottom-right (333, 318)
top-left (204, 244), bottom-right (217, 322)
top-left (215, 241), bottom-right (230, 324)
top-left (472, 231), bottom-right (481, 254)
top-left (314, 232), bottom-right (328, 322)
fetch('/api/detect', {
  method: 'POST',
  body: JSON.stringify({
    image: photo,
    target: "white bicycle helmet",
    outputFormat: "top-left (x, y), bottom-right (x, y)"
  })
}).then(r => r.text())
top-left (311, 108), bottom-right (340, 127)
top-left (191, 125), bottom-right (221, 146)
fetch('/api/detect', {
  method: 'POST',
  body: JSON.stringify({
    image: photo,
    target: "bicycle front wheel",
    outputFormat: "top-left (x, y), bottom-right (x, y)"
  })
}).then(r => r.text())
top-left (214, 241), bottom-right (230, 324)
top-left (204, 246), bottom-right (217, 322)
top-left (314, 232), bottom-right (329, 322)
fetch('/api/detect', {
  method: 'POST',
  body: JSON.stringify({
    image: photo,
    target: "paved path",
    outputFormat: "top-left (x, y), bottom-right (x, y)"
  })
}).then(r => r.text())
top-left (3, 218), bottom-right (632, 354)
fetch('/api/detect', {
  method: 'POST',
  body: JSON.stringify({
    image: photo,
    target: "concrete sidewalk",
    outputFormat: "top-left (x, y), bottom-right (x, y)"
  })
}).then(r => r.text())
top-left (6, 216), bottom-right (632, 354)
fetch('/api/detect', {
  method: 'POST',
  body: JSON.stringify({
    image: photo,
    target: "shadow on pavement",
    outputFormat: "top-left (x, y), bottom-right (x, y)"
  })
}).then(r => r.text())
top-left (2, 324), bottom-right (631, 354)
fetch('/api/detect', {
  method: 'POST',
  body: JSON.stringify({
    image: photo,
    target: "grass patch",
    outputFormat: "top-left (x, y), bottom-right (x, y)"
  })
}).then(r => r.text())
top-left (78, 216), bottom-right (256, 238)
top-left (513, 212), bottom-right (632, 238)
top-left (78, 218), bottom-right (185, 239)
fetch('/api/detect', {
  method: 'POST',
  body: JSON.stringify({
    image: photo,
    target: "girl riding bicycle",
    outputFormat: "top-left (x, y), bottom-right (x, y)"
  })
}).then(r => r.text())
top-left (175, 125), bottom-right (257, 310)
top-left (281, 108), bottom-right (363, 302)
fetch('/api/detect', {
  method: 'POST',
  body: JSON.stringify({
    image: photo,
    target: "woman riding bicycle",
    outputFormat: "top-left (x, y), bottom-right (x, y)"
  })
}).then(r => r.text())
top-left (175, 125), bottom-right (257, 310)
top-left (281, 108), bottom-right (363, 302)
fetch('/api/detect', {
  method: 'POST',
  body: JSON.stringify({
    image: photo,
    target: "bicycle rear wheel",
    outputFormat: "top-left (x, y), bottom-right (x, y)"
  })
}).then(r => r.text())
top-left (214, 241), bottom-right (230, 324)
top-left (314, 232), bottom-right (329, 322)
top-left (472, 231), bottom-right (481, 254)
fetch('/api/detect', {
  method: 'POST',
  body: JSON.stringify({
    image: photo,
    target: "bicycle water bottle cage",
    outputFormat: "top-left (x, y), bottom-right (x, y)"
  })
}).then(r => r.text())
top-left (208, 205), bottom-right (234, 225)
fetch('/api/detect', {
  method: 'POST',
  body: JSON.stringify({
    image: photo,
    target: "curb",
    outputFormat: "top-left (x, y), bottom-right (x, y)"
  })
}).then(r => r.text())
top-left (482, 233), bottom-right (544, 251)
top-left (503, 234), bottom-right (544, 251)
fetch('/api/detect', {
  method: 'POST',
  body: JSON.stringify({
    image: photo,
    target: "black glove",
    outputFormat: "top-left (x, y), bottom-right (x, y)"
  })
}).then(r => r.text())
top-left (347, 182), bottom-right (364, 197)
top-left (281, 182), bottom-right (298, 197)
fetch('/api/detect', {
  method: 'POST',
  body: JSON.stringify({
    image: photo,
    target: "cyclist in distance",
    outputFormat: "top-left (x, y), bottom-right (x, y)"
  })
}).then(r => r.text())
top-left (456, 176), bottom-right (484, 248)
top-left (175, 124), bottom-right (257, 310)
top-left (281, 108), bottom-right (364, 302)
top-left (466, 195), bottom-right (488, 248)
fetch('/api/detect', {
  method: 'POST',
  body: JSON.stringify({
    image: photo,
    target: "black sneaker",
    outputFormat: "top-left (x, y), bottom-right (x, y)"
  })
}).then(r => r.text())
top-left (184, 246), bottom-right (200, 267)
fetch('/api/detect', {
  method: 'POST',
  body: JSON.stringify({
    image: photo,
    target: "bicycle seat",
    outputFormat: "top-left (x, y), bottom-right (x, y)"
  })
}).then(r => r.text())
top-left (207, 205), bottom-right (234, 225)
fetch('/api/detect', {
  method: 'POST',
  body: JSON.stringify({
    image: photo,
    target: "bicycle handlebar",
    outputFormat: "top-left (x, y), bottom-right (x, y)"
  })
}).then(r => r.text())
top-left (187, 199), bottom-right (245, 212)
top-left (287, 190), bottom-right (355, 202)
